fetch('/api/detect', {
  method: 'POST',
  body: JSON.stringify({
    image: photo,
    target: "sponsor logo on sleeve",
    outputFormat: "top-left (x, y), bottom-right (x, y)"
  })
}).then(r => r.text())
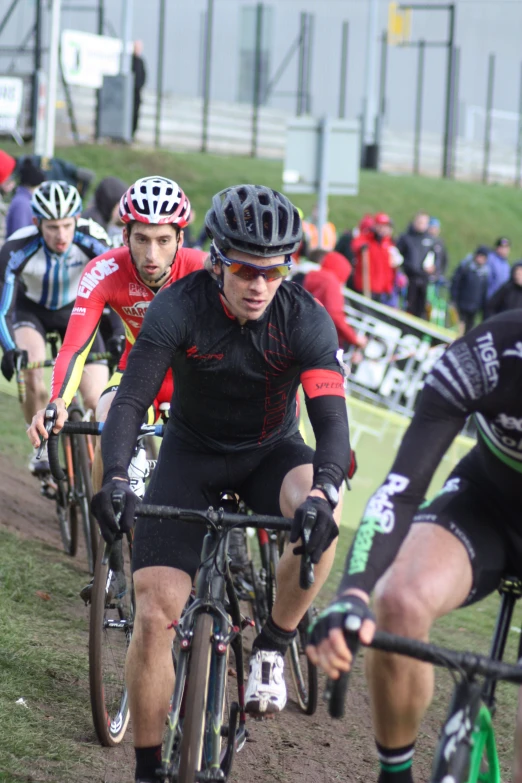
top-left (348, 473), bottom-right (409, 575)
top-left (474, 332), bottom-right (499, 389)
top-left (77, 258), bottom-right (119, 299)
top-left (71, 306), bottom-right (86, 316)
top-left (503, 341), bottom-right (522, 360)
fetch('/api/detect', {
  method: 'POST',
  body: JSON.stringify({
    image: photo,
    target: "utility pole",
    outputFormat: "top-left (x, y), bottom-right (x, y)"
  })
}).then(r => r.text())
top-left (362, 0), bottom-right (379, 167)
top-left (44, 0), bottom-right (61, 157)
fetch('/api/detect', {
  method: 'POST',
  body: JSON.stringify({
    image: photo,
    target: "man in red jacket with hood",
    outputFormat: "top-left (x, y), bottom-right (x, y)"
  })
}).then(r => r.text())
top-left (352, 212), bottom-right (395, 301)
top-left (302, 250), bottom-right (366, 350)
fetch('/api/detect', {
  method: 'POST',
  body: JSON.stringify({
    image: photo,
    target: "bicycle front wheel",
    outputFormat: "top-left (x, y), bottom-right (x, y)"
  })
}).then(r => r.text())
top-left (178, 612), bottom-right (213, 783)
top-left (56, 433), bottom-right (79, 557)
top-left (69, 409), bottom-right (97, 574)
top-left (89, 536), bottom-right (134, 746)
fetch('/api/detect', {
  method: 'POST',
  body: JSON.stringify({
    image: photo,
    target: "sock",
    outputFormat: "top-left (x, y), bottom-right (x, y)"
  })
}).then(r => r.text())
top-left (376, 741), bottom-right (415, 783)
top-left (252, 615), bottom-right (297, 656)
top-left (135, 745), bottom-right (162, 781)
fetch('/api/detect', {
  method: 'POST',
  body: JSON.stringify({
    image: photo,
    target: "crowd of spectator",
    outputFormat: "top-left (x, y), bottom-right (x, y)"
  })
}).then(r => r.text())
top-left (294, 206), bottom-right (521, 338)
top-left (1, 146), bottom-right (520, 342)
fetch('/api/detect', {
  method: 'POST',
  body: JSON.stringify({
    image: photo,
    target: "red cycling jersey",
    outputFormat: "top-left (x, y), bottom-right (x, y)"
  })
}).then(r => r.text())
top-left (51, 245), bottom-right (206, 406)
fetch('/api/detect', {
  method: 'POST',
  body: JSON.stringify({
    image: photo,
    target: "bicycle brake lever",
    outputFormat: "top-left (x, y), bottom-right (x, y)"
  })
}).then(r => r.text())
top-left (111, 488), bottom-right (126, 530)
top-left (37, 404), bottom-right (57, 458)
top-left (299, 509), bottom-right (315, 590)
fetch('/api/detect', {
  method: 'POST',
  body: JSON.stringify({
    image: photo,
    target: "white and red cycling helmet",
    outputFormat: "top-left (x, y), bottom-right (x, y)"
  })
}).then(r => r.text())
top-left (119, 176), bottom-right (191, 227)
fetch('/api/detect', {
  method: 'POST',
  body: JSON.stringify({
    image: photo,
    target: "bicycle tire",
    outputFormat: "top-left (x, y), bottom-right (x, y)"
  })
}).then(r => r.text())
top-left (56, 433), bottom-right (78, 557)
top-left (69, 409), bottom-right (97, 574)
top-left (274, 535), bottom-right (318, 715)
top-left (89, 536), bottom-right (134, 747)
top-left (178, 612), bottom-right (213, 783)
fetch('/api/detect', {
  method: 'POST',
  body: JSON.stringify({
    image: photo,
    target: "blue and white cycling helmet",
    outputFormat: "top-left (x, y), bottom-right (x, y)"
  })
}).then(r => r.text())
top-left (31, 180), bottom-right (83, 220)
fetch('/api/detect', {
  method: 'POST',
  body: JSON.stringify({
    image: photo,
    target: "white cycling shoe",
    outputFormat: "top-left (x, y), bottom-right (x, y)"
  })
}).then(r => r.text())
top-left (245, 649), bottom-right (287, 715)
top-left (28, 444), bottom-right (50, 475)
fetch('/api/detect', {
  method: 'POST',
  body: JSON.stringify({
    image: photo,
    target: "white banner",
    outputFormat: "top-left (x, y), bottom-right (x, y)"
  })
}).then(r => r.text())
top-left (343, 288), bottom-right (454, 418)
top-left (61, 30), bottom-right (123, 89)
top-left (0, 76), bottom-right (23, 120)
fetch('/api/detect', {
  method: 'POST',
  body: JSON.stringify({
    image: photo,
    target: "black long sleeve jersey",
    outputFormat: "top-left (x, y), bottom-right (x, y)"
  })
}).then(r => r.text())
top-left (101, 271), bottom-right (351, 485)
top-left (341, 311), bottom-right (522, 595)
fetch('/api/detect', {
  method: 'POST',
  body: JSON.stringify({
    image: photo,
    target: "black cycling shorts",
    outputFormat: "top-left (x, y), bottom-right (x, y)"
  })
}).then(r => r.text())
top-left (412, 450), bottom-right (522, 606)
top-left (132, 430), bottom-right (314, 580)
top-left (13, 296), bottom-right (105, 354)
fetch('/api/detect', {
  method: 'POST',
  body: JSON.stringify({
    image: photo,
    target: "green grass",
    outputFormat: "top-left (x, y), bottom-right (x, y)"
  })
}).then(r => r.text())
top-left (0, 530), bottom-right (98, 781)
top-left (0, 141), bottom-right (521, 777)
top-left (2, 141), bottom-right (522, 267)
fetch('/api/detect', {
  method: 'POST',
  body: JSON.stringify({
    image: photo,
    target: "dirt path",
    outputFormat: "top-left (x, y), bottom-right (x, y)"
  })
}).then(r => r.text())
top-left (0, 453), bottom-right (442, 783)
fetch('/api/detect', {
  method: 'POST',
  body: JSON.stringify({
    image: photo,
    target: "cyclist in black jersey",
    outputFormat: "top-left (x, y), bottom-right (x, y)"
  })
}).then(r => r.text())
top-left (90, 184), bottom-right (351, 783)
top-left (308, 311), bottom-right (522, 783)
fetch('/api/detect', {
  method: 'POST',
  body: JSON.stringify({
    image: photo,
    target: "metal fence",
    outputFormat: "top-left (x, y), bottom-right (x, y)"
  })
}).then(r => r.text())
top-left (3, 0), bottom-right (522, 186)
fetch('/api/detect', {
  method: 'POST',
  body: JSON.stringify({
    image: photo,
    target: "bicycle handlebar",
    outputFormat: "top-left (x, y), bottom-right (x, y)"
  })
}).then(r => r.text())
top-left (134, 503), bottom-right (314, 589)
top-left (47, 420), bottom-right (165, 481)
top-left (327, 628), bottom-right (522, 719)
top-left (136, 503), bottom-right (293, 532)
top-left (15, 351), bottom-right (112, 403)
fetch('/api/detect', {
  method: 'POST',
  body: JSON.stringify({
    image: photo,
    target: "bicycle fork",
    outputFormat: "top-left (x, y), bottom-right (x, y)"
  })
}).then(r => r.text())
top-left (431, 677), bottom-right (483, 783)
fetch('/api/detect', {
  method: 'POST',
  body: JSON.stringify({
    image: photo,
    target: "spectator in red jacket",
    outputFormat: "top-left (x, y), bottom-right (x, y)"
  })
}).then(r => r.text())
top-left (302, 250), bottom-right (366, 350)
top-left (351, 212), bottom-right (396, 302)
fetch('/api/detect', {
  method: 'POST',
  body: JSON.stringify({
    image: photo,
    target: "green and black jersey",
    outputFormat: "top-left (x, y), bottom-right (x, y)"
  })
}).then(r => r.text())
top-left (341, 311), bottom-right (522, 595)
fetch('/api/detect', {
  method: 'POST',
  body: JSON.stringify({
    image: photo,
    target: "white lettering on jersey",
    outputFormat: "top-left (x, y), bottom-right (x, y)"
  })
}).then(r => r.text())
top-left (71, 306), bottom-right (86, 316)
top-left (475, 332), bottom-right (499, 387)
top-left (363, 473), bottom-right (410, 534)
top-left (77, 258), bottom-right (119, 299)
top-left (503, 341), bottom-right (522, 360)
top-left (129, 283), bottom-right (149, 297)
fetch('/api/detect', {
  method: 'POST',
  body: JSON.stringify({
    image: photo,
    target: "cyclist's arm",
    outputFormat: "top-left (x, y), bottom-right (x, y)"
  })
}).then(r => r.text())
top-left (298, 298), bottom-right (352, 489)
top-left (101, 289), bottom-right (185, 483)
top-left (302, 377), bottom-right (351, 490)
top-left (0, 243), bottom-right (22, 352)
top-left (50, 283), bottom-right (106, 407)
top-left (337, 385), bottom-right (466, 599)
top-left (101, 337), bottom-right (172, 482)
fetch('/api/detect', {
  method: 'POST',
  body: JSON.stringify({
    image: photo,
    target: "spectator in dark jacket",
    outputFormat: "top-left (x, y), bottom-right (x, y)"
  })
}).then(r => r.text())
top-left (486, 261), bottom-right (522, 317)
top-left (486, 237), bottom-right (511, 299)
top-left (396, 211), bottom-right (436, 318)
top-left (428, 217), bottom-right (449, 277)
top-left (82, 176), bottom-right (127, 244)
top-left (450, 246), bottom-right (489, 333)
top-left (132, 40), bottom-right (147, 139)
top-left (5, 158), bottom-right (45, 238)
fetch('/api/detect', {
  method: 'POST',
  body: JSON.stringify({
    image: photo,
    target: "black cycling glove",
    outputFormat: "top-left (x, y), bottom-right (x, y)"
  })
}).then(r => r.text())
top-left (106, 335), bottom-right (125, 366)
top-left (290, 496), bottom-right (339, 565)
top-left (308, 594), bottom-right (375, 653)
top-left (1, 348), bottom-right (28, 382)
top-left (91, 480), bottom-right (137, 544)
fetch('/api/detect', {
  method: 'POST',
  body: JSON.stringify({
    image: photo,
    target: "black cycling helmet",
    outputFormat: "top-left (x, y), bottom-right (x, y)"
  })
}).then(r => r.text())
top-left (205, 184), bottom-right (302, 257)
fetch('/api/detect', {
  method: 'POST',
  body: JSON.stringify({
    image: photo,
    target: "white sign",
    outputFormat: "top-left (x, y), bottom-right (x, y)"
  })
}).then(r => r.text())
top-left (283, 117), bottom-right (360, 196)
top-left (0, 77), bottom-right (23, 119)
top-left (61, 30), bottom-right (123, 89)
top-left (0, 77), bottom-right (24, 143)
